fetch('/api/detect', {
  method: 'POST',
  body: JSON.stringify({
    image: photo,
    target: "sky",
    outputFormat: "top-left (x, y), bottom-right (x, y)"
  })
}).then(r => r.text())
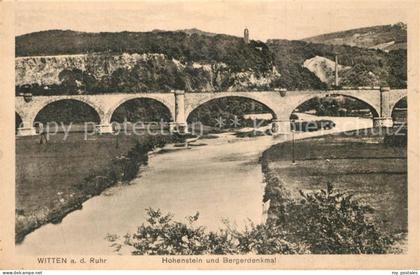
top-left (15, 0), bottom-right (409, 41)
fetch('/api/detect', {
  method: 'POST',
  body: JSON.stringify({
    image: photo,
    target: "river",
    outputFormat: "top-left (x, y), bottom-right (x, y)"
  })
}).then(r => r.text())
top-left (16, 116), bottom-right (372, 255)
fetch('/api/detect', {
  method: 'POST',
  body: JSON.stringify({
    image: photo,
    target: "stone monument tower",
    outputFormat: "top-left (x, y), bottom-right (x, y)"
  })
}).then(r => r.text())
top-left (244, 27), bottom-right (249, 44)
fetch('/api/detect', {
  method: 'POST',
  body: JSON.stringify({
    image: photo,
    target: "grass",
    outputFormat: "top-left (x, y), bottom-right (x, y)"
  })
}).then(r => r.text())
top-left (17, 133), bottom-right (142, 212)
top-left (15, 131), bottom-right (174, 242)
top-left (261, 128), bottom-right (407, 235)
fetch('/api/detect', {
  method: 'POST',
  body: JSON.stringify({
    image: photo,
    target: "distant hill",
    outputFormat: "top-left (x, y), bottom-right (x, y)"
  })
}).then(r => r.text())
top-left (303, 23), bottom-right (407, 51)
top-left (15, 29), bottom-right (407, 94)
top-left (16, 29), bottom-right (272, 72)
top-left (177, 28), bottom-right (219, 37)
top-left (150, 28), bottom-right (219, 37)
top-left (16, 30), bottom-right (281, 94)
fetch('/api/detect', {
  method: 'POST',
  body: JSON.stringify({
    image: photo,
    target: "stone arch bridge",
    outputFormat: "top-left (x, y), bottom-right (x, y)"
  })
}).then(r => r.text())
top-left (15, 88), bottom-right (407, 136)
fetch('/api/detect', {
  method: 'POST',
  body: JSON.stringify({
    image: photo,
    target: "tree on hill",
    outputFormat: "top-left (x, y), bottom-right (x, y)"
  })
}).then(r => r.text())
top-left (267, 40), bottom-right (406, 89)
top-left (16, 30), bottom-right (273, 74)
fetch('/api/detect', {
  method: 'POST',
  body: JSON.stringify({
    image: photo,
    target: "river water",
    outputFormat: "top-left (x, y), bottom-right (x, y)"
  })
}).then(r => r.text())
top-left (16, 116), bottom-right (371, 255)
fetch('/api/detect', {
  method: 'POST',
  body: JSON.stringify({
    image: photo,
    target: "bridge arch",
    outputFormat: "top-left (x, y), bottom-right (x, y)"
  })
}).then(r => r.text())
top-left (391, 96), bottom-right (407, 124)
top-left (110, 97), bottom-right (173, 123)
top-left (33, 98), bottom-right (101, 126)
top-left (287, 93), bottom-right (380, 119)
top-left (390, 95), bottom-right (407, 116)
top-left (105, 95), bottom-right (175, 124)
top-left (185, 94), bottom-right (278, 123)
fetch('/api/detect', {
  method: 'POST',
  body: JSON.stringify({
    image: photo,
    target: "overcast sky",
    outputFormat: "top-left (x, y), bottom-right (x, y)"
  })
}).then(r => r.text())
top-left (15, 0), bottom-right (408, 41)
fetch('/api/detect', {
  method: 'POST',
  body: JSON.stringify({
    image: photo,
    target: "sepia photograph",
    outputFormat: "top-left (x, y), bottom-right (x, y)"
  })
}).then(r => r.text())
top-left (1, 0), bottom-right (419, 271)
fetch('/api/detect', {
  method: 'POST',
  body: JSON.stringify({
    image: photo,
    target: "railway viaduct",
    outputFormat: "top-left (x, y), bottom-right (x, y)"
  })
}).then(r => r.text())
top-left (15, 87), bottom-right (407, 136)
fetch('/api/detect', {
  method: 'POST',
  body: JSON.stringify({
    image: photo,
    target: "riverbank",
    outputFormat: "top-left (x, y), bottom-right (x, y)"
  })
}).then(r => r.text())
top-left (16, 132), bottom-right (277, 254)
top-left (15, 132), bottom-right (175, 243)
top-left (261, 128), bottom-right (407, 250)
top-left (16, 116), bottom-right (376, 254)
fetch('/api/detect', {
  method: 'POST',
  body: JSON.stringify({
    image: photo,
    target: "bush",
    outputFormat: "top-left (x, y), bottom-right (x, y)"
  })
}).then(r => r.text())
top-left (277, 182), bottom-right (393, 254)
top-left (113, 181), bottom-right (394, 255)
top-left (289, 119), bottom-right (336, 132)
top-left (75, 136), bottom-right (172, 195)
top-left (121, 208), bottom-right (306, 255)
top-left (235, 130), bottom-right (267, 138)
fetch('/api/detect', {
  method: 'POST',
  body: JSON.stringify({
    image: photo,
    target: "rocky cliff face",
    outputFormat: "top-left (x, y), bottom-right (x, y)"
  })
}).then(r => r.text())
top-left (16, 53), bottom-right (281, 93)
top-left (303, 56), bottom-right (351, 85)
top-left (303, 55), bottom-right (381, 87)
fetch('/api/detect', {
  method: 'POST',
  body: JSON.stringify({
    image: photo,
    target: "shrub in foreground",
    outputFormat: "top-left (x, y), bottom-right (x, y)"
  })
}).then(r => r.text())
top-left (276, 182), bottom-right (394, 254)
top-left (122, 208), bottom-right (307, 255)
top-left (113, 182), bottom-right (394, 255)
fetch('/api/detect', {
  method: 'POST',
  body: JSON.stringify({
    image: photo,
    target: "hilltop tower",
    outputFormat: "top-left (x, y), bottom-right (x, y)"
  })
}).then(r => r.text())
top-left (244, 28), bottom-right (249, 44)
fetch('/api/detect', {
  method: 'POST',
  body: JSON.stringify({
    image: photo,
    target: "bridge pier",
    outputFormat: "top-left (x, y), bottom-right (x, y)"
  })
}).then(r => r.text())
top-left (373, 117), bottom-right (394, 128)
top-left (170, 122), bottom-right (188, 133)
top-left (17, 126), bottom-right (37, 136)
top-left (374, 86), bottom-right (394, 128)
top-left (172, 90), bottom-right (188, 133)
top-left (16, 117), bottom-right (37, 136)
top-left (95, 123), bottom-right (114, 134)
top-left (271, 119), bottom-right (291, 135)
